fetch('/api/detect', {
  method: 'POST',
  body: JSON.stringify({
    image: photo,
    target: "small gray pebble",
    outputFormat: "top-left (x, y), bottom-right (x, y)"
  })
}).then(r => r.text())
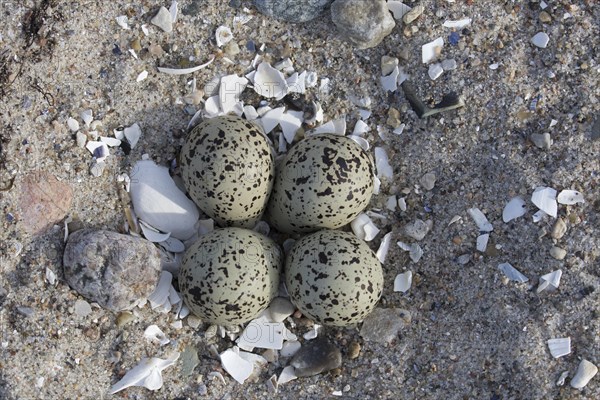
top-left (74, 299), bottom-right (92, 317)
top-left (420, 172), bottom-right (436, 191)
top-left (551, 218), bottom-right (567, 240)
top-left (254, 0), bottom-right (332, 23)
top-left (404, 219), bottom-right (432, 241)
top-left (457, 254), bottom-right (471, 265)
top-left (549, 246), bottom-right (567, 260)
top-left (63, 229), bottom-right (162, 311)
top-left (441, 59), bottom-right (457, 71)
top-left (530, 133), bottom-right (552, 149)
top-left (591, 117), bottom-right (600, 141)
top-left (359, 308), bottom-right (411, 344)
top-left (290, 337), bottom-right (342, 377)
top-left (402, 5), bottom-right (424, 24)
top-left (16, 306), bottom-right (35, 317)
top-left (331, 0), bottom-right (395, 49)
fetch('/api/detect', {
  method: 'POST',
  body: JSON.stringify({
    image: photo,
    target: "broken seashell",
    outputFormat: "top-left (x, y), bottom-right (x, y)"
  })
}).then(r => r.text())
top-left (215, 26), bottom-right (233, 47)
top-left (144, 325), bottom-right (170, 346)
top-left (277, 365), bottom-right (298, 385)
top-left (219, 347), bottom-right (256, 384)
top-left (387, 1), bottom-right (411, 20)
top-left (307, 118), bottom-right (346, 136)
top-left (547, 337), bottom-right (571, 358)
top-left (108, 352), bottom-right (180, 394)
top-left (443, 18), bottom-right (472, 29)
top-left (279, 110), bottom-right (304, 144)
top-left (381, 66), bottom-right (400, 92)
top-left (219, 74), bottom-right (248, 114)
top-left (136, 70), bottom-right (148, 82)
top-left (570, 359), bottom-right (598, 389)
top-left (148, 271), bottom-right (173, 310)
top-left (124, 123), bottom-right (142, 148)
top-left (350, 213), bottom-right (380, 242)
top-left (531, 186), bottom-right (557, 218)
top-left (467, 208), bottom-right (493, 232)
top-left (394, 271), bottom-right (412, 293)
top-left (80, 109), bottom-right (93, 126)
top-left (353, 120), bottom-right (369, 136)
top-left (259, 107), bottom-right (285, 134)
top-left (422, 37), bottom-right (444, 64)
top-left (503, 196), bottom-right (527, 222)
top-left (348, 135), bottom-right (370, 151)
top-left (374, 147), bottom-right (393, 180)
top-left (157, 57), bottom-right (215, 75)
top-left (281, 341), bottom-right (301, 358)
top-left (130, 160), bottom-right (199, 240)
top-left (85, 141), bottom-right (110, 162)
top-left (237, 316), bottom-right (288, 350)
top-left (115, 16), bottom-right (130, 30)
top-left (498, 263), bottom-right (528, 283)
top-left (253, 62), bottom-right (288, 99)
top-left (557, 190), bottom-right (584, 205)
top-left (537, 270), bottom-right (562, 293)
top-left (139, 220), bottom-right (171, 243)
top-left (476, 233), bottom-right (489, 252)
top-left (375, 233), bottom-right (393, 264)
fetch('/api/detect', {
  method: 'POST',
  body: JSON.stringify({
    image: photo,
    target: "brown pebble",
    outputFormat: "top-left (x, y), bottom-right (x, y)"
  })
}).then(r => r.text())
top-left (386, 107), bottom-right (402, 128)
top-left (83, 326), bottom-right (100, 342)
top-left (116, 311), bottom-right (135, 328)
top-left (130, 38), bottom-right (142, 52)
top-left (148, 43), bottom-right (164, 57)
top-left (539, 11), bottom-right (552, 23)
top-left (551, 218), bottom-right (567, 239)
top-left (452, 236), bottom-right (463, 245)
top-left (348, 341), bottom-right (361, 359)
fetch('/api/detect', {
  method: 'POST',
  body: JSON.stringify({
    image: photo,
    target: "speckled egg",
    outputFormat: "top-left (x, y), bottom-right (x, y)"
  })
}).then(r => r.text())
top-left (266, 134), bottom-right (374, 234)
top-left (180, 115), bottom-right (275, 228)
top-left (285, 230), bottom-right (383, 327)
top-left (179, 227), bottom-right (282, 325)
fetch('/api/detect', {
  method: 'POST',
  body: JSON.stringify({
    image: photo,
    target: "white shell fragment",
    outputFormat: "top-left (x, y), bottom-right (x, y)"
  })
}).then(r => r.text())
top-left (157, 57), bottom-right (215, 75)
top-left (376, 232), bottom-right (393, 263)
top-left (467, 208), bottom-right (493, 232)
top-left (237, 316), bottom-right (288, 350)
top-left (503, 196), bottom-right (527, 222)
top-left (130, 160), bottom-right (199, 240)
top-left (136, 70), bottom-right (148, 82)
top-left (422, 37), bottom-right (444, 64)
top-left (476, 233), bottom-right (489, 252)
top-left (80, 109), bottom-right (93, 126)
top-left (279, 110), bottom-right (304, 144)
top-left (144, 325), bottom-right (170, 346)
top-left (557, 190), bottom-right (585, 205)
top-left (277, 365), bottom-right (298, 385)
top-left (348, 135), bottom-right (370, 151)
top-left (148, 272), bottom-right (173, 311)
top-left (215, 26), bottom-right (233, 47)
top-left (115, 16), bottom-right (130, 30)
top-left (139, 220), bottom-right (171, 242)
top-left (67, 117), bottom-right (80, 132)
top-left (169, 0), bottom-right (178, 23)
top-left (260, 107), bottom-right (285, 134)
top-left (442, 18), bottom-right (472, 29)
top-left (531, 186), bottom-right (557, 218)
top-left (536, 270), bottom-right (562, 293)
top-left (253, 62), bottom-right (288, 99)
top-left (381, 66), bottom-right (400, 92)
top-left (108, 352), bottom-right (180, 394)
top-left (308, 118), bottom-right (347, 136)
top-left (219, 74), bottom-right (248, 114)
top-left (394, 271), bottom-right (413, 293)
top-left (219, 347), bottom-right (256, 384)
top-left (353, 120), bottom-right (369, 136)
top-left (531, 32), bottom-right (550, 48)
top-left (498, 263), bottom-right (529, 283)
top-left (100, 136), bottom-right (121, 147)
top-left (45, 267), bottom-right (56, 285)
top-left (532, 209), bottom-right (547, 223)
top-left (547, 337), bottom-right (571, 359)
top-left (86, 141), bottom-right (109, 162)
top-left (428, 63), bottom-right (444, 80)
top-left (387, 1), bottom-right (411, 20)
top-left (351, 213), bottom-right (380, 242)
top-left (570, 359), bottom-right (598, 389)
top-left (124, 123), bottom-right (142, 148)
top-left (374, 147), bottom-right (393, 180)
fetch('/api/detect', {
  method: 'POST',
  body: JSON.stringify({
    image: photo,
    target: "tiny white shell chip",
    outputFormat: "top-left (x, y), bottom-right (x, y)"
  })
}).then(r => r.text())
top-left (157, 57), bottom-right (215, 75)
top-left (409, 243), bottom-right (423, 262)
top-left (108, 352), bottom-right (180, 394)
top-left (277, 365), bottom-right (298, 385)
top-left (570, 359), bottom-right (598, 389)
top-left (351, 213), bottom-right (380, 242)
top-left (376, 232), bottom-right (393, 264)
top-left (144, 325), bottom-right (170, 346)
top-left (124, 123), bottom-right (142, 148)
top-left (307, 118), bottom-right (347, 136)
top-left (115, 16), bottom-right (130, 30)
top-left (536, 269), bottom-right (562, 293)
top-left (467, 208), bottom-right (493, 232)
top-left (45, 267), bottom-right (56, 285)
top-left (442, 18), bottom-right (472, 29)
top-left (556, 190), bottom-right (584, 205)
top-left (80, 109), bottom-right (93, 126)
top-left (67, 117), bottom-right (80, 132)
top-left (353, 120), bottom-right (369, 136)
top-left (381, 66), bottom-right (400, 92)
top-left (531, 186), bottom-right (557, 218)
top-left (503, 196), bottom-right (527, 222)
top-left (422, 37), bottom-right (444, 64)
top-left (374, 147), bottom-right (393, 180)
top-left (547, 337), bottom-right (571, 358)
top-left (394, 271), bottom-right (413, 293)
top-left (498, 263), bottom-right (528, 283)
top-left (531, 32), bottom-right (550, 48)
top-left (476, 233), bottom-right (489, 252)
top-left (136, 70), bottom-right (148, 82)
top-left (348, 135), bottom-right (370, 151)
top-left (100, 136), bottom-right (121, 147)
top-left (532, 209), bottom-right (547, 223)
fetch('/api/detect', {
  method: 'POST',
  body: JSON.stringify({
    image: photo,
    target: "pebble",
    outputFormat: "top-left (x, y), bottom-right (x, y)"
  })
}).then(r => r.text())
top-left (387, 107), bottom-right (402, 128)
top-left (441, 58), bottom-right (457, 71)
top-left (268, 297), bottom-right (296, 323)
top-left (116, 311), bottom-right (135, 328)
top-left (420, 172), bottom-right (436, 191)
top-left (290, 337), bottom-right (342, 377)
top-left (19, 172), bottom-right (73, 236)
top-left (63, 229), bottom-right (162, 311)
top-left (402, 5), bottom-right (424, 24)
top-left (530, 133), bottom-right (552, 149)
top-left (381, 56), bottom-right (399, 76)
top-left (331, 0), bottom-right (395, 49)
top-left (76, 131), bottom-right (87, 148)
top-left (348, 342), bottom-right (361, 359)
top-left (359, 308), bottom-right (411, 344)
top-left (531, 32), bottom-right (550, 48)
top-left (404, 219), bottom-right (432, 241)
top-left (74, 299), bottom-right (92, 317)
top-left (151, 6), bottom-right (173, 33)
top-left (187, 315), bottom-right (202, 329)
top-left (539, 11), bottom-right (552, 23)
top-left (551, 218), bottom-right (567, 239)
top-left (428, 63), bottom-right (444, 80)
top-left (254, 0), bottom-right (332, 23)
top-left (16, 306), bottom-right (35, 317)
top-left (549, 246), bottom-right (567, 260)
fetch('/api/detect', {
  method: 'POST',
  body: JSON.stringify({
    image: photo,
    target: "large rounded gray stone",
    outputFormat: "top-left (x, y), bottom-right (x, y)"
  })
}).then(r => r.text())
top-left (63, 229), bottom-right (162, 311)
top-left (254, 0), bottom-right (332, 23)
top-left (331, 0), bottom-right (395, 49)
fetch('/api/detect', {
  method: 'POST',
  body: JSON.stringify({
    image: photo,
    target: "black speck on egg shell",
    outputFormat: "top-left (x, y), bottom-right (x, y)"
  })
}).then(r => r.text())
top-left (180, 115), bottom-right (275, 228)
top-left (285, 230), bottom-right (383, 327)
top-left (179, 227), bottom-right (282, 325)
top-left (265, 134), bottom-right (374, 234)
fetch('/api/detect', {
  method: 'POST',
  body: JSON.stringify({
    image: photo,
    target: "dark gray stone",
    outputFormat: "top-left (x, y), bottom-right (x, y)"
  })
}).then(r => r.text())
top-left (63, 229), bottom-right (162, 311)
top-left (254, 0), bottom-right (332, 23)
top-left (331, 0), bottom-right (395, 49)
top-left (290, 337), bottom-right (342, 377)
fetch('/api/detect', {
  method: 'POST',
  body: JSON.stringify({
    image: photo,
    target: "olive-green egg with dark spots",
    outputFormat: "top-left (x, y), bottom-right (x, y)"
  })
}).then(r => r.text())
top-left (266, 134), bottom-right (374, 234)
top-left (285, 230), bottom-right (383, 327)
top-left (179, 228), bottom-right (282, 325)
top-left (180, 115), bottom-right (275, 228)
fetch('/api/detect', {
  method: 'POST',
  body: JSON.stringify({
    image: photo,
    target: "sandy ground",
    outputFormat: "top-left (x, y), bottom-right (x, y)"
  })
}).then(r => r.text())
top-left (0, 0), bottom-right (599, 399)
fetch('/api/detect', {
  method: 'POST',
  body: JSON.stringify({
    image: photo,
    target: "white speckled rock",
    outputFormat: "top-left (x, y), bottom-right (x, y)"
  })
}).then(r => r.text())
top-left (266, 134), bottom-right (374, 234)
top-left (285, 230), bottom-right (383, 326)
top-left (180, 115), bottom-right (275, 228)
top-left (331, 0), bottom-right (395, 49)
top-left (179, 228), bottom-right (282, 325)
top-left (63, 229), bottom-right (162, 311)
top-left (130, 160), bottom-right (199, 240)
